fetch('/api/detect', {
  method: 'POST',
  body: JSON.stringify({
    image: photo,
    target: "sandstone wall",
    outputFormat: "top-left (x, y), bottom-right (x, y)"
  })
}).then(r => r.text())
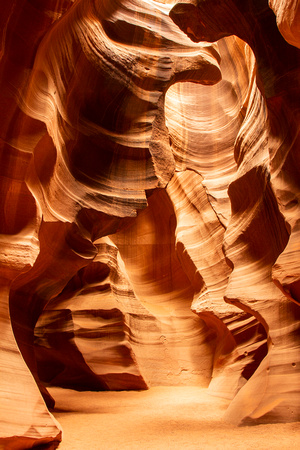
top-left (0, 1), bottom-right (299, 447)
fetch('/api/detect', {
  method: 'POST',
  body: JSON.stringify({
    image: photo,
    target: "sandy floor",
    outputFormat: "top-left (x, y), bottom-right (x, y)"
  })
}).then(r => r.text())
top-left (50, 386), bottom-right (300, 450)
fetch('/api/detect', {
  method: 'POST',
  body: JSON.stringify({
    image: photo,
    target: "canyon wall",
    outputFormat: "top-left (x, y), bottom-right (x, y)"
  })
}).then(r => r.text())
top-left (0, 0), bottom-right (299, 447)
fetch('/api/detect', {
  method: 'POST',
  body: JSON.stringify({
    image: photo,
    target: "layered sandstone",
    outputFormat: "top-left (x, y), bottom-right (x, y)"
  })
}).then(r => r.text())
top-left (0, 0), bottom-right (300, 447)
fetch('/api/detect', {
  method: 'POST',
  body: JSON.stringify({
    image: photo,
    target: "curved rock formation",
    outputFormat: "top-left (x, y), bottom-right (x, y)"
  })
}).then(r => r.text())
top-left (269, 0), bottom-right (300, 48)
top-left (0, 2), bottom-right (74, 447)
top-left (22, 0), bottom-right (221, 222)
top-left (0, 0), bottom-right (300, 447)
top-left (171, 0), bottom-right (300, 424)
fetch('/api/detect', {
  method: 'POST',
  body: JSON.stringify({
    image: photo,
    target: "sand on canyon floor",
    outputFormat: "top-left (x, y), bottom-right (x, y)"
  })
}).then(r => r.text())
top-left (50, 386), bottom-right (300, 450)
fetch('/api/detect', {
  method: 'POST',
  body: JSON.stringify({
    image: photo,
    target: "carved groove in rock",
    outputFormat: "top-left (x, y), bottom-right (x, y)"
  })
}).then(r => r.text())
top-left (0, 0), bottom-right (300, 447)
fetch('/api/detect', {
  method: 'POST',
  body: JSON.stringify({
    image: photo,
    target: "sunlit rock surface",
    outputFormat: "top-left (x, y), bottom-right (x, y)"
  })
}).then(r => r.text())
top-left (171, 0), bottom-right (300, 425)
top-left (0, 0), bottom-right (300, 447)
top-left (269, 0), bottom-right (300, 48)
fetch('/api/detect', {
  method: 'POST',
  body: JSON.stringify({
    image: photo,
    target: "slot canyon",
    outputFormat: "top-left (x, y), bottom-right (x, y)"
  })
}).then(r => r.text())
top-left (0, 0), bottom-right (300, 448)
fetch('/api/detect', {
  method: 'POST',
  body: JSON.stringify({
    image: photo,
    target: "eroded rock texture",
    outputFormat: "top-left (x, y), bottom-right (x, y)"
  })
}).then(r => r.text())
top-left (0, 0), bottom-right (300, 447)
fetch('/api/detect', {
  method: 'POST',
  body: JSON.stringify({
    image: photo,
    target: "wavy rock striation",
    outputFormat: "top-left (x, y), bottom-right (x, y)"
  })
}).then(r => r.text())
top-left (0, 0), bottom-right (300, 446)
top-left (171, 0), bottom-right (300, 424)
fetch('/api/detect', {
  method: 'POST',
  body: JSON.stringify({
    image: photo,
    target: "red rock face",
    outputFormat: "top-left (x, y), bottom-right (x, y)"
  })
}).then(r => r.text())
top-left (0, 0), bottom-right (300, 446)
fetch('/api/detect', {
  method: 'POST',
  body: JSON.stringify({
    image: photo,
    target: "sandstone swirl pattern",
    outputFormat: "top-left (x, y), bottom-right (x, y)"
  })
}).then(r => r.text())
top-left (0, 0), bottom-right (299, 447)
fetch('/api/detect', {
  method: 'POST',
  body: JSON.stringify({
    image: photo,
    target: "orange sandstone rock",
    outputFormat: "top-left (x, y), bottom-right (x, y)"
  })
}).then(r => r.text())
top-left (1, 0), bottom-right (300, 446)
